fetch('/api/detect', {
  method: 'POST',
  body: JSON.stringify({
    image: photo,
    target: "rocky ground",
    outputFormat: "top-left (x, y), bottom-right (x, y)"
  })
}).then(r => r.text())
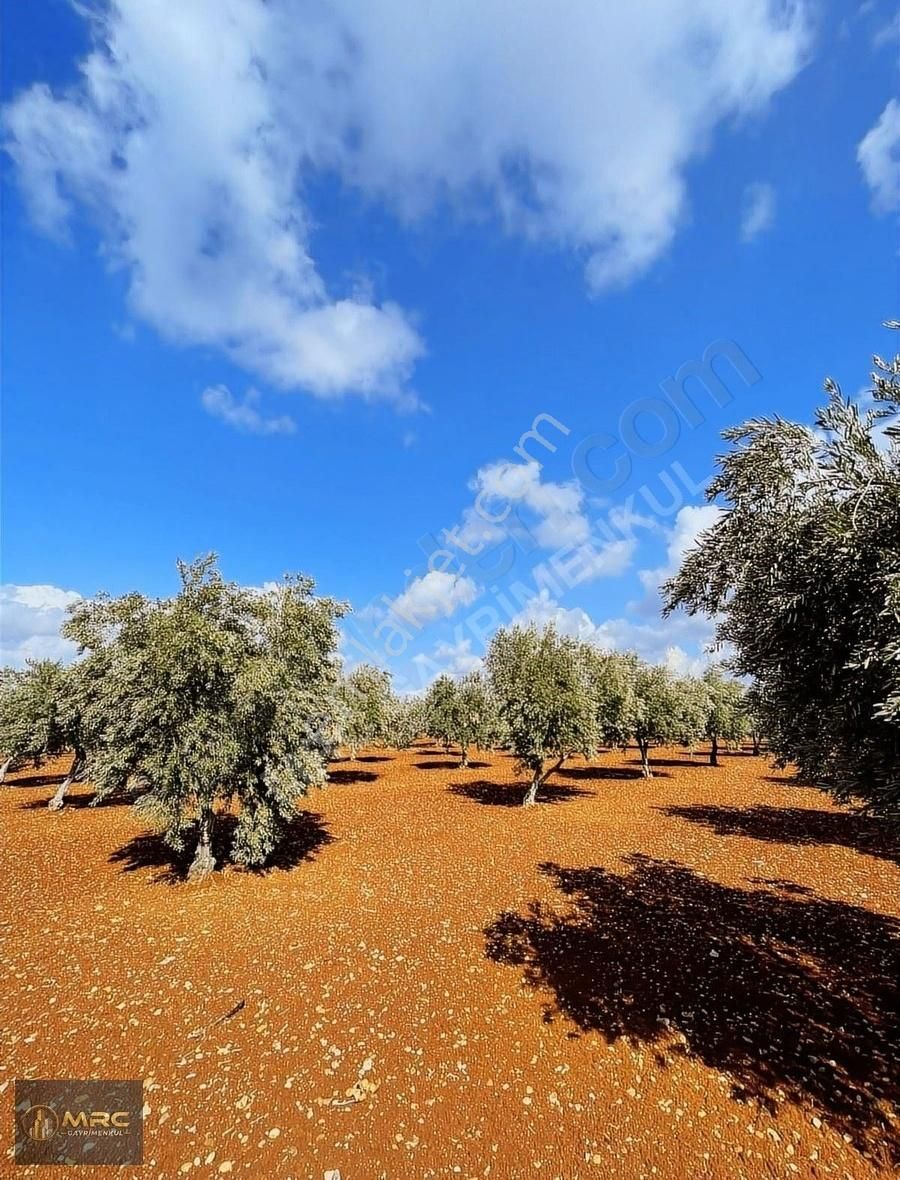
top-left (2, 743), bottom-right (897, 1179)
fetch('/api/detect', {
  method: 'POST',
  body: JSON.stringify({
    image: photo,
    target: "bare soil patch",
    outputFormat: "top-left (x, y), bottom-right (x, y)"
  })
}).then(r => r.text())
top-left (2, 745), bottom-right (897, 1178)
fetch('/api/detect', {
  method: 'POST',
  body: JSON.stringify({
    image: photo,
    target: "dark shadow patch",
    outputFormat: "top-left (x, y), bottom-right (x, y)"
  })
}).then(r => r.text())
top-left (327, 769), bottom-right (378, 785)
top-left (19, 790), bottom-right (133, 811)
top-left (485, 854), bottom-right (900, 1163)
top-left (5, 772), bottom-right (70, 789)
top-left (356, 754), bottom-right (393, 762)
top-left (110, 811), bottom-right (332, 884)
top-left (449, 780), bottom-right (593, 807)
top-left (417, 759), bottom-right (490, 770)
top-left (629, 756), bottom-right (709, 769)
top-left (557, 765), bottom-right (652, 782)
top-left (661, 803), bottom-right (900, 866)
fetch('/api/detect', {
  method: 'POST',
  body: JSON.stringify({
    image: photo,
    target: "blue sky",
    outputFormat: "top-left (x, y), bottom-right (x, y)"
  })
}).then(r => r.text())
top-left (1, 0), bottom-right (898, 688)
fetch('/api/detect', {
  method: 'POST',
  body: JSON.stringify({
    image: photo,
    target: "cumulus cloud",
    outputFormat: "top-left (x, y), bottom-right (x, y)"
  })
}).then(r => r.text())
top-left (0, 584), bottom-right (81, 667)
top-left (412, 636), bottom-right (483, 684)
top-left (4, 1), bottom-right (811, 401)
top-left (389, 570), bottom-right (479, 627)
top-left (858, 98), bottom-right (900, 214)
top-left (740, 181), bottom-right (776, 242)
top-left (638, 504), bottom-right (722, 596)
top-left (2, 2), bottom-right (424, 404)
top-left (201, 385), bottom-right (296, 435)
top-left (512, 588), bottom-right (720, 674)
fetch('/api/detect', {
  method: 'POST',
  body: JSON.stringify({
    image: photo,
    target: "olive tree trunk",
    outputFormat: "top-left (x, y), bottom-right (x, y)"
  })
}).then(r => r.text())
top-left (48, 751), bottom-right (85, 811)
top-left (0, 756), bottom-right (12, 784)
top-left (709, 734), bottom-right (719, 767)
top-left (188, 808), bottom-right (216, 881)
top-left (638, 740), bottom-right (652, 778)
top-left (522, 756), bottom-right (566, 806)
top-left (459, 746), bottom-right (469, 769)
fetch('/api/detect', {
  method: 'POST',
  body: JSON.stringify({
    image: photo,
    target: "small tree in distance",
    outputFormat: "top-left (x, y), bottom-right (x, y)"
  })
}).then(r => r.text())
top-left (338, 665), bottom-right (396, 758)
top-left (701, 666), bottom-right (747, 765)
top-left (487, 625), bottom-right (597, 805)
top-left (423, 674), bottom-right (459, 755)
top-left (626, 662), bottom-right (688, 777)
top-left (436, 671), bottom-right (501, 768)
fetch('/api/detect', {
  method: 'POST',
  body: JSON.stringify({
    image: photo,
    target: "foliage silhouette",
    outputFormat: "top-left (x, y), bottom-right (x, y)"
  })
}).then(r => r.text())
top-left (662, 803), bottom-right (900, 866)
top-left (485, 854), bottom-right (899, 1161)
top-left (110, 810), bottom-right (332, 883)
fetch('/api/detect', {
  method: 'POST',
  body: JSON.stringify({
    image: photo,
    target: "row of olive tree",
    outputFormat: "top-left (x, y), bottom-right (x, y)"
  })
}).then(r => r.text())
top-left (480, 626), bottom-right (749, 804)
top-left (664, 335), bottom-right (900, 823)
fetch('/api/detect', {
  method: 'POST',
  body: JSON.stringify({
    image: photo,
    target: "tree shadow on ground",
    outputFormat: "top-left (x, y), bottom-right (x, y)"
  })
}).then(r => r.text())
top-left (556, 765), bottom-right (654, 783)
top-left (327, 769), bottom-right (378, 785)
top-left (630, 756), bottom-right (708, 769)
top-left (661, 803), bottom-right (900, 866)
top-left (6, 772), bottom-right (69, 789)
top-left (417, 759), bottom-right (490, 770)
top-left (485, 854), bottom-right (900, 1164)
top-left (356, 754), bottom-right (393, 762)
top-left (19, 790), bottom-right (133, 811)
top-left (110, 811), bottom-right (333, 884)
top-left (449, 780), bottom-right (594, 807)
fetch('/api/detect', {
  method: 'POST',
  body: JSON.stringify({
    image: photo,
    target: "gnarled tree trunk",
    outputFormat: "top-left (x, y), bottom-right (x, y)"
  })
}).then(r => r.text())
top-left (523, 772), bottom-right (541, 807)
top-left (522, 756), bottom-right (565, 806)
top-left (188, 808), bottom-right (216, 881)
top-left (459, 746), bottom-right (469, 769)
top-left (0, 756), bottom-right (12, 784)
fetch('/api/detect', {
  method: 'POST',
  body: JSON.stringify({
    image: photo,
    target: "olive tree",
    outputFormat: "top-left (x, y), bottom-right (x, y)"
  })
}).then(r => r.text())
top-left (664, 336), bottom-right (900, 821)
top-left (581, 648), bottom-right (633, 749)
top-left (338, 664), bottom-right (395, 758)
top-left (63, 555), bottom-right (347, 879)
top-left (386, 693), bottom-right (425, 750)
top-left (700, 666), bottom-right (747, 765)
top-left (626, 661), bottom-right (690, 777)
top-left (486, 625), bottom-right (597, 805)
top-left (0, 660), bottom-right (88, 806)
top-left (422, 674), bottom-right (459, 754)
top-left (430, 671), bottom-right (501, 768)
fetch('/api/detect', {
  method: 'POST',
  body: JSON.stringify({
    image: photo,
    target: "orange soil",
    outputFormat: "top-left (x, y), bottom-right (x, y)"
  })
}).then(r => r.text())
top-left (1, 745), bottom-right (898, 1180)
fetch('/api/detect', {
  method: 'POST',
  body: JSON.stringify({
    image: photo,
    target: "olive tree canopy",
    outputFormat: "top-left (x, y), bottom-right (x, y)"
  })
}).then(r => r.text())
top-left (664, 338), bottom-right (900, 821)
top-left (486, 624), bottom-right (597, 804)
top-left (62, 555), bottom-right (347, 878)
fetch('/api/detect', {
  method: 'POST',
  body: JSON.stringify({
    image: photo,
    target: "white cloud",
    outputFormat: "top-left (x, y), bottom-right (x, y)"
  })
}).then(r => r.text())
top-left (201, 385), bottom-right (296, 435)
top-left (2, 2), bottom-right (424, 405)
top-left (4, 0), bottom-right (811, 401)
top-left (389, 570), bottom-right (479, 627)
top-left (511, 589), bottom-right (602, 642)
top-left (412, 636), bottom-right (483, 684)
top-left (511, 588), bottom-right (720, 673)
top-left (0, 584), bottom-right (81, 667)
top-left (637, 504), bottom-right (722, 595)
top-left (740, 181), bottom-right (776, 242)
top-left (858, 99), bottom-right (900, 214)
top-left (452, 458), bottom-right (591, 551)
